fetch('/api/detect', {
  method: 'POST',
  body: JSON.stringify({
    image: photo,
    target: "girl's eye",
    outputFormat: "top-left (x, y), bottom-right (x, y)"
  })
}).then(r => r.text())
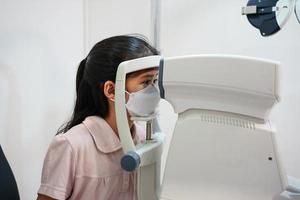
top-left (143, 80), bottom-right (151, 86)
top-left (142, 78), bottom-right (158, 87)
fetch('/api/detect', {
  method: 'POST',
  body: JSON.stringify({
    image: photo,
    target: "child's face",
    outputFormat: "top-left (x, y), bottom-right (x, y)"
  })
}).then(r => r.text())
top-left (124, 68), bottom-right (159, 125)
top-left (102, 67), bottom-right (159, 119)
top-left (102, 67), bottom-right (158, 103)
top-left (125, 67), bottom-right (159, 98)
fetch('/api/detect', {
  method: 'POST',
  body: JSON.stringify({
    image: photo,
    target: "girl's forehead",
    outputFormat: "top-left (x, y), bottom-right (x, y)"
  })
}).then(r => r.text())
top-left (128, 67), bottom-right (158, 78)
top-left (140, 69), bottom-right (158, 78)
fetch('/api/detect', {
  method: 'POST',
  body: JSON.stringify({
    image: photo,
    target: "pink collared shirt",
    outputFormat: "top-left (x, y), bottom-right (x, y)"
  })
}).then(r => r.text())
top-left (38, 116), bottom-right (145, 200)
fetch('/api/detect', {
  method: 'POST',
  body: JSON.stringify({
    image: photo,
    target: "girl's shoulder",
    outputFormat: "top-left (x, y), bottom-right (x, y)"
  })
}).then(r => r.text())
top-left (55, 115), bottom-right (120, 154)
top-left (54, 122), bottom-right (94, 153)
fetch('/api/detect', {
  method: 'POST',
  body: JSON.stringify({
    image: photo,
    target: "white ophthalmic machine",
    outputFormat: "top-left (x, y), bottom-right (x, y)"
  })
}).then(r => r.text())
top-left (114, 55), bottom-right (300, 200)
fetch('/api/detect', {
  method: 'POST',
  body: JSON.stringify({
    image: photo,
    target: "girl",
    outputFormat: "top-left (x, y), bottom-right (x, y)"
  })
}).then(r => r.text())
top-left (37, 35), bottom-right (159, 200)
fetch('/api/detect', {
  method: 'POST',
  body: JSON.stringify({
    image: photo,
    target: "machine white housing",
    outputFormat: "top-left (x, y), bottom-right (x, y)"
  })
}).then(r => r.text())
top-left (159, 55), bottom-right (300, 200)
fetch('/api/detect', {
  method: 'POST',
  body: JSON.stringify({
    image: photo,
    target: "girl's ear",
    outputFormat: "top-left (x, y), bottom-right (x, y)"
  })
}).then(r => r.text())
top-left (103, 81), bottom-right (115, 102)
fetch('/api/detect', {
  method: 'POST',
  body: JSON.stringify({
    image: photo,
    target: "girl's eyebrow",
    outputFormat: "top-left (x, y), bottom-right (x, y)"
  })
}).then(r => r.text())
top-left (139, 72), bottom-right (159, 79)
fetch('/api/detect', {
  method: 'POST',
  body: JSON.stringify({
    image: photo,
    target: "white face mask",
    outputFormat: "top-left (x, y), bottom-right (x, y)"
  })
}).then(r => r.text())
top-left (125, 84), bottom-right (160, 117)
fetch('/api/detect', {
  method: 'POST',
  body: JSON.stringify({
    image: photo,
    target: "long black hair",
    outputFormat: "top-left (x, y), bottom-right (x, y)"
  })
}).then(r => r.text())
top-left (57, 35), bottom-right (159, 134)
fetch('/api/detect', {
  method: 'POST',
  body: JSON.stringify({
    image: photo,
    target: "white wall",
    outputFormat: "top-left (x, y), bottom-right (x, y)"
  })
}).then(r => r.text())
top-left (0, 0), bottom-right (84, 199)
top-left (161, 0), bottom-right (300, 178)
top-left (0, 0), bottom-right (153, 199)
top-left (85, 0), bottom-right (152, 53)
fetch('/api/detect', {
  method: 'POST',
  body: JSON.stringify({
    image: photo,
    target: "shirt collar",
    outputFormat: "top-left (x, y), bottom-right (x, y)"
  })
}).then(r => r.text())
top-left (82, 116), bottom-right (142, 154)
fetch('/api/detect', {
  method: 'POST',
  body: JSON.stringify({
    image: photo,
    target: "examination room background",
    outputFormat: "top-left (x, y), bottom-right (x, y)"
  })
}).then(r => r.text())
top-left (0, 0), bottom-right (300, 199)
